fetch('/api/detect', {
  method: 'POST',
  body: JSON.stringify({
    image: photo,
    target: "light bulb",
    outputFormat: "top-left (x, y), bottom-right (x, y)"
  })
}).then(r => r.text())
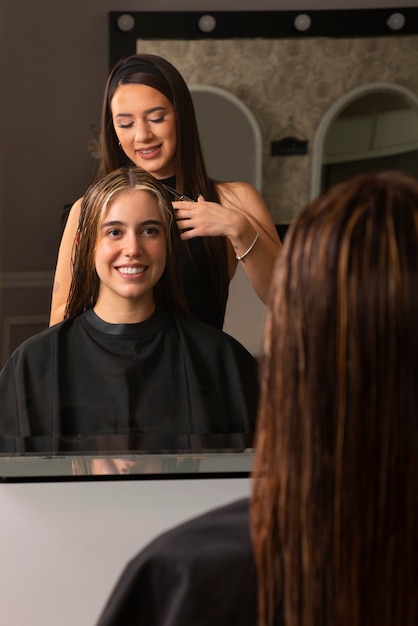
top-left (117, 14), bottom-right (135, 33)
top-left (198, 15), bottom-right (216, 33)
top-left (294, 14), bottom-right (312, 32)
top-left (386, 12), bottom-right (406, 31)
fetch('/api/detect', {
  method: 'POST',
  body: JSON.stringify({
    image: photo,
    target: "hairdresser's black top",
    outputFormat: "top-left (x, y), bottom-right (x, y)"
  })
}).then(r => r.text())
top-left (0, 308), bottom-right (258, 440)
top-left (163, 175), bottom-right (229, 329)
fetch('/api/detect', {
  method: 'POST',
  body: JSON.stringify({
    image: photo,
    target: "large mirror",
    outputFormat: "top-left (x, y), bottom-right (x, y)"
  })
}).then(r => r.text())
top-left (1, 8), bottom-right (418, 475)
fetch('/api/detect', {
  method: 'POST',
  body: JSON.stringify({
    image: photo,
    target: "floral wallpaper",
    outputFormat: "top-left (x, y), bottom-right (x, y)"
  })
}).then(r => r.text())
top-left (137, 36), bottom-right (418, 223)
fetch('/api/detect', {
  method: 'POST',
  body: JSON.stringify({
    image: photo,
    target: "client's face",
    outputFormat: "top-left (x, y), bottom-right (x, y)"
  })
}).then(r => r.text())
top-left (94, 189), bottom-right (167, 323)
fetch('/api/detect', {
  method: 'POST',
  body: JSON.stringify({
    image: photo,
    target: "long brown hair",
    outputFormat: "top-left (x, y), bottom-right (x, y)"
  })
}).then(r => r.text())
top-left (65, 167), bottom-right (190, 319)
top-left (98, 53), bottom-right (228, 310)
top-left (251, 171), bottom-right (418, 626)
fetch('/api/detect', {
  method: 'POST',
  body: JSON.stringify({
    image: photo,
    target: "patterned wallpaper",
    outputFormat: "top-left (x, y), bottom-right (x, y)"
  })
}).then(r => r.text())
top-left (137, 36), bottom-right (418, 223)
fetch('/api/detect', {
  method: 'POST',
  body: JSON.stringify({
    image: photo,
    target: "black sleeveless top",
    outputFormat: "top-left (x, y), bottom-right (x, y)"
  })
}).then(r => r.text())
top-left (162, 176), bottom-right (229, 329)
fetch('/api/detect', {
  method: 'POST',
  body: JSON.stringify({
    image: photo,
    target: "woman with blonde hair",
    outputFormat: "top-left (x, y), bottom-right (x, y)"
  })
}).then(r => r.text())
top-left (0, 167), bottom-right (258, 441)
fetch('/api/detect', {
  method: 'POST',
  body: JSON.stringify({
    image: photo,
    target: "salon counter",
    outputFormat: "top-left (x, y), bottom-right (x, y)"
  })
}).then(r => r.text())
top-left (0, 449), bottom-right (253, 626)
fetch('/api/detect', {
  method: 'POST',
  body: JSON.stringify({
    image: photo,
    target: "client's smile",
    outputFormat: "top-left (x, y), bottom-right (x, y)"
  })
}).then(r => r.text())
top-left (117, 266), bottom-right (146, 275)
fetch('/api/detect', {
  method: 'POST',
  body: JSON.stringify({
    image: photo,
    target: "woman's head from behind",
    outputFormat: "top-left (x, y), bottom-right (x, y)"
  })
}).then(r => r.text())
top-left (65, 167), bottom-right (188, 319)
top-left (100, 54), bottom-right (206, 189)
top-left (252, 171), bottom-right (418, 626)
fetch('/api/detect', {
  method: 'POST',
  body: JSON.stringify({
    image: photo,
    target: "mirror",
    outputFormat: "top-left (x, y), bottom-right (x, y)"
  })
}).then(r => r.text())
top-left (189, 84), bottom-right (263, 190)
top-left (311, 82), bottom-right (418, 196)
top-left (2, 8), bottom-right (418, 475)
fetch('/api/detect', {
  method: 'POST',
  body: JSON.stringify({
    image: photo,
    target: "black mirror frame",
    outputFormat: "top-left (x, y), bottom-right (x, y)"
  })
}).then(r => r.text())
top-left (109, 8), bottom-right (418, 68)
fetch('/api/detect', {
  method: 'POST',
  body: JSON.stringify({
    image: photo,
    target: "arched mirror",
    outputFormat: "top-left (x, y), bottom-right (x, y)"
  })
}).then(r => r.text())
top-left (190, 84), bottom-right (262, 190)
top-left (311, 82), bottom-right (418, 197)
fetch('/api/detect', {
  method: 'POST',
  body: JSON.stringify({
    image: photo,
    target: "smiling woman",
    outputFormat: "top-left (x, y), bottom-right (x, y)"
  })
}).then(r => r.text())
top-left (110, 83), bottom-right (178, 180)
top-left (83, 190), bottom-right (168, 324)
top-left (0, 168), bottom-right (259, 447)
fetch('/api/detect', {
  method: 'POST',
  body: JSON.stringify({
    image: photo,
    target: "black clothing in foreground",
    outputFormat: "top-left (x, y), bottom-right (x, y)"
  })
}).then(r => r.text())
top-left (96, 499), bottom-right (258, 626)
top-left (0, 308), bottom-right (258, 439)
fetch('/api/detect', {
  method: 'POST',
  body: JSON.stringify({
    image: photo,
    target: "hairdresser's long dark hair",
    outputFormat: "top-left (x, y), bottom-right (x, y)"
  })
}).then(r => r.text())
top-left (98, 53), bottom-right (229, 315)
top-left (251, 171), bottom-right (418, 626)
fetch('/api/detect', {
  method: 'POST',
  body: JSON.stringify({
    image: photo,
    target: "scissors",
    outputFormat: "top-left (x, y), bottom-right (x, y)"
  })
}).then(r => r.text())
top-left (162, 184), bottom-right (195, 202)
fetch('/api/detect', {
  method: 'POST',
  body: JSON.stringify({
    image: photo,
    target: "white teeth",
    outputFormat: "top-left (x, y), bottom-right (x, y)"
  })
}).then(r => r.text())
top-left (118, 267), bottom-right (144, 275)
top-left (139, 147), bottom-right (159, 154)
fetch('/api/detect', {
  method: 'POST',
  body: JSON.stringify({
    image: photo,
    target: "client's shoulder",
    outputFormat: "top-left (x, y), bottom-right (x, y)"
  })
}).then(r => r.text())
top-left (173, 313), bottom-right (255, 357)
top-left (96, 498), bottom-right (256, 626)
top-left (6, 317), bottom-right (77, 364)
top-left (140, 498), bottom-right (252, 569)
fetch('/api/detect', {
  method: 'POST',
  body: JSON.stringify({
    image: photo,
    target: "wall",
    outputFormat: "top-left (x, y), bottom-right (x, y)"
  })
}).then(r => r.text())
top-left (0, 475), bottom-right (250, 626)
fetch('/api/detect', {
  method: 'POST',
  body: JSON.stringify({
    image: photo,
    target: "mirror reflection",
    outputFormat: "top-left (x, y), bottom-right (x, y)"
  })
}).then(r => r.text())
top-left (0, 451), bottom-right (253, 479)
top-left (2, 9), bottom-right (418, 475)
top-left (70, 451), bottom-right (254, 476)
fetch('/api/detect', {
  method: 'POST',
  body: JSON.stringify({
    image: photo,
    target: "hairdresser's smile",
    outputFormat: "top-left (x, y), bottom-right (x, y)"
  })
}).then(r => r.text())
top-left (111, 84), bottom-right (177, 180)
top-left (94, 189), bottom-right (166, 322)
top-left (137, 145), bottom-right (162, 157)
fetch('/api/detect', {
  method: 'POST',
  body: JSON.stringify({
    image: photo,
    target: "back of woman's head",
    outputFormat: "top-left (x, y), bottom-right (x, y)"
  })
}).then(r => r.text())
top-left (252, 171), bottom-right (418, 626)
top-left (65, 166), bottom-right (189, 319)
top-left (99, 54), bottom-right (209, 199)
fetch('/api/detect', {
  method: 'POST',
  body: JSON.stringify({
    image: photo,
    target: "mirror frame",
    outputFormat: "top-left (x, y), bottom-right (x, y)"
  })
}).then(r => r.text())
top-left (109, 9), bottom-right (418, 67)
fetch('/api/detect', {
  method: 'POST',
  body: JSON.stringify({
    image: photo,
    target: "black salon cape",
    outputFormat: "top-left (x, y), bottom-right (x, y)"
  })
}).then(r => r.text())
top-left (0, 308), bottom-right (258, 440)
top-left (96, 498), bottom-right (258, 626)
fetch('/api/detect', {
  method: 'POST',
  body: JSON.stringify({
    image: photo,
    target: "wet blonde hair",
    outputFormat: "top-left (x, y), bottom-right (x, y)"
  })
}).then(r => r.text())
top-left (65, 167), bottom-right (189, 319)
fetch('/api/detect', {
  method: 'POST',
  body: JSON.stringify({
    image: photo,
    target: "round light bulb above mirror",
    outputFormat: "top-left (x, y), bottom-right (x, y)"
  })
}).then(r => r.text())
top-left (117, 14), bottom-right (136, 33)
top-left (386, 12), bottom-right (406, 31)
top-left (294, 13), bottom-right (312, 32)
top-left (198, 14), bottom-right (217, 33)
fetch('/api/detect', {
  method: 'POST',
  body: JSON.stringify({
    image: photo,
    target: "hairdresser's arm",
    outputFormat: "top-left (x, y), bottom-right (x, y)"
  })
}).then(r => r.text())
top-left (173, 182), bottom-right (281, 303)
top-left (49, 199), bottom-right (82, 326)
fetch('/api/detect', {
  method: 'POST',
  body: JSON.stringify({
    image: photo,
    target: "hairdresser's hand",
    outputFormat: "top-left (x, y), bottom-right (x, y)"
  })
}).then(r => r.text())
top-left (173, 196), bottom-right (248, 241)
top-left (173, 182), bottom-right (282, 304)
